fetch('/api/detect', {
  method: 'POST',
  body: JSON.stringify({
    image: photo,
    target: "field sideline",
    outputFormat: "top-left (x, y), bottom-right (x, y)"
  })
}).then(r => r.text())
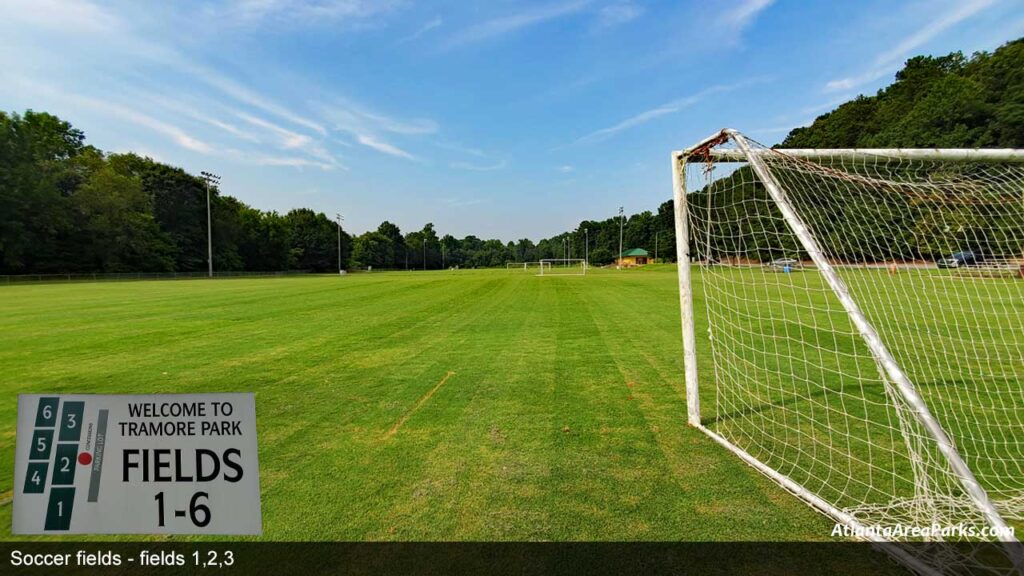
top-left (0, 267), bottom-right (900, 564)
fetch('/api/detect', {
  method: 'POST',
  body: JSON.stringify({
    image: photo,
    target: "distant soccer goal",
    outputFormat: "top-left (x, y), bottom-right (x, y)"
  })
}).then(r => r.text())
top-left (672, 129), bottom-right (1024, 575)
top-left (538, 259), bottom-right (586, 276)
top-left (507, 262), bottom-right (547, 273)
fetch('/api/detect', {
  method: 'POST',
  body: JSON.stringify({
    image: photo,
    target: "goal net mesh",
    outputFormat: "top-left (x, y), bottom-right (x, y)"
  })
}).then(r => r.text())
top-left (685, 134), bottom-right (1024, 572)
top-left (539, 259), bottom-right (586, 275)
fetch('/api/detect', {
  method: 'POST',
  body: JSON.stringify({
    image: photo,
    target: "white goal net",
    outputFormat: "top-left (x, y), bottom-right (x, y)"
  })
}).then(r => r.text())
top-left (538, 259), bottom-right (586, 276)
top-left (673, 129), bottom-right (1024, 575)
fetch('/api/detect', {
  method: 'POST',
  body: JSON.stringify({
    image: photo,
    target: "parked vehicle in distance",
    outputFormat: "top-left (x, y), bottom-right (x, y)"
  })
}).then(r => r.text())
top-left (767, 258), bottom-right (801, 273)
top-left (937, 250), bottom-right (979, 268)
top-left (769, 258), bottom-right (800, 268)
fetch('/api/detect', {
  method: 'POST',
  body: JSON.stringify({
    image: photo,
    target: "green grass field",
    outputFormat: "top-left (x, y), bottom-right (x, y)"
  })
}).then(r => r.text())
top-left (0, 265), bottom-right (848, 543)
top-left (4, 265), bottom-right (1020, 572)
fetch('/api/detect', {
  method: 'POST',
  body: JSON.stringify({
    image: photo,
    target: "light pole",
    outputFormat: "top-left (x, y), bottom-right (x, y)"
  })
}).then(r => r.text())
top-left (617, 206), bottom-right (624, 269)
top-left (585, 228), bottom-right (589, 269)
top-left (336, 213), bottom-right (344, 275)
top-left (655, 230), bottom-right (659, 263)
top-left (422, 237), bottom-right (426, 270)
top-left (200, 171), bottom-right (220, 278)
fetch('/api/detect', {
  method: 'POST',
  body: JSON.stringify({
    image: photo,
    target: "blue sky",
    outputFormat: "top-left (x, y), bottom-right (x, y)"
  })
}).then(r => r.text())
top-left (2, 0), bottom-right (1023, 240)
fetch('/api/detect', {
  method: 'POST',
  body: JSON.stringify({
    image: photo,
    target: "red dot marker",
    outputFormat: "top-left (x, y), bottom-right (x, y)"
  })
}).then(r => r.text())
top-left (78, 452), bottom-right (92, 465)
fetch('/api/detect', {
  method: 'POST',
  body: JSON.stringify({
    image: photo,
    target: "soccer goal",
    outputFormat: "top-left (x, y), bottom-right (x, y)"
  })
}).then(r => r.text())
top-left (538, 258), bottom-right (586, 276)
top-left (672, 129), bottom-right (1024, 575)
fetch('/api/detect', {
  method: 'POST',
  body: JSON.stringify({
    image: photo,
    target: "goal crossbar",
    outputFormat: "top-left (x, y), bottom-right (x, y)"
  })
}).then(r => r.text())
top-left (680, 148), bottom-right (1024, 164)
top-left (537, 258), bottom-right (586, 276)
top-left (675, 129), bottom-right (1024, 164)
top-left (672, 128), bottom-right (1024, 575)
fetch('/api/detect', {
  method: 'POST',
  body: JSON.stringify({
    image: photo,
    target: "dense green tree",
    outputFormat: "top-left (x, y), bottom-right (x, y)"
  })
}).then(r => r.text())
top-left (440, 234), bottom-right (459, 268)
top-left (69, 154), bottom-right (174, 272)
top-left (236, 208), bottom-right (290, 271)
top-left (285, 208), bottom-right (342, 272)
top-left (0, 110), bottom-right (86, 272)
top-left (376, 221), bottom-right (405, 268)
top-left (351, 231), bottom-right (392, 269)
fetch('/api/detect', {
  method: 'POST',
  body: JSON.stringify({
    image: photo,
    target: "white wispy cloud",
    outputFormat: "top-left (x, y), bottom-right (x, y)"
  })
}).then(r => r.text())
top-left (572, 81), bottom-right (756, 145)
top-left (719, 0), bottom-right (774, 31)
top-left (234, 111), bottom-right (312, 149)
top-left (126, 77), bottom-right (342, 167)
top-left (321, 100), bottom-right (437, 135)
top-left (88, 100), bottom-right (212, 153)
top-left (355, 111), bottom-right (437, 135)
top-left (190, 114), bottom-right (260, 143)
top-left (246, 153), bottom-right (339, 170)
top-left (185, 64), bottom-right (328, 136)
top-left (3, 1), bottom-right (329, 141)
top-left (401, 16), bottom-right (443, 42)
top-left (17, 74), bottom-right (352, 171)
top-left (356, 134), bottom-right (416, 160)
top-left (230, 108), bottom-right (341, 167)
top-left (13, 76), bottom-right (213, 153)
top-left (559, 165), bottom-right (574, 173)
top-left (825, 0), bottom-right (996, 92)
top-left (217, 0), bottom-right (403, 27)
top-left (450, 159), bottom-right (507, 171)
top-left (442, 1), bottom-right (590, 50)
top-left (129, 89), bottom-right (262, 143)
top-left (3, 0), bottom-right (357, 174)
top-left (434, 140), bottom-right (485, 157)
top-left (444, 196), bottom-right (489, 208)
top-left (594, 1), bottom-right (644, 30)
top-left (748, 92), bottom-right (857, 138)
top-left (319, 99), bottom-right (435, 161)
top-left (0, 0), bottom-right (121, 35)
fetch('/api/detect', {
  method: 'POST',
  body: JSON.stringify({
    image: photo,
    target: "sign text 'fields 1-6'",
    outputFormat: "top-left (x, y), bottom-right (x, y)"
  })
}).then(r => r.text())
top-left (12, 393), bottom-right (262, 535)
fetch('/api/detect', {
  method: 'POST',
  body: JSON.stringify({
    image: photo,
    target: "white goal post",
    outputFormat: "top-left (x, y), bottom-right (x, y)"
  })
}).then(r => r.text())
top-left (538, 258), bottom-right (586, 276)
top-left (672, 129), bottom-right (1024, 575)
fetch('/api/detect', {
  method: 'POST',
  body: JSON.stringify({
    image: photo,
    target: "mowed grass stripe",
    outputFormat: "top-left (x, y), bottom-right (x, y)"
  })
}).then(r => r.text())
top-left (258, 274), bottom-right (533, 538)
top-left (367, 276), bottom-right (553, 539)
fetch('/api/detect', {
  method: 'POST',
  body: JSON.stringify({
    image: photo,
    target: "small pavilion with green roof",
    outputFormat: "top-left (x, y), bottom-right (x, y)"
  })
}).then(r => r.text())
top-left (618, 248), bottom-right (650, 267)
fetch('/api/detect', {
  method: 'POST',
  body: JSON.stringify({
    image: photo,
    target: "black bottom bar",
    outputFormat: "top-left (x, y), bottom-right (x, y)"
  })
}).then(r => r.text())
top-left (4, 542), bottom-right (1022, 575)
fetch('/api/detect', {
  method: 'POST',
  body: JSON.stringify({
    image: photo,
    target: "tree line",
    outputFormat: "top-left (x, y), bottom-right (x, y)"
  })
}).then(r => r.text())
top-left (350, 206), bottom-right (676, 271)
top-left (0, 110), bottom-right (351, 274)
top-left (0, 109), bottom-right (677, 274)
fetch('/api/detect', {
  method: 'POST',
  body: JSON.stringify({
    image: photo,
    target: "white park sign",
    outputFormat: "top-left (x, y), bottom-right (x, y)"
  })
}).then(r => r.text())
top-left (13, 393), bottom-right (261, 535)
